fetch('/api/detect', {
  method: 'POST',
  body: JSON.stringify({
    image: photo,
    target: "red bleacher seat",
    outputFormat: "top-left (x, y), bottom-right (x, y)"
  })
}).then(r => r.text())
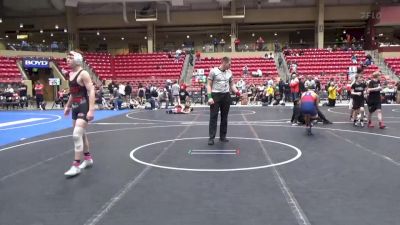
top-left (0, 57), bottom-right (22, 81)
top-left (385, 57), bottom-right (400, 77)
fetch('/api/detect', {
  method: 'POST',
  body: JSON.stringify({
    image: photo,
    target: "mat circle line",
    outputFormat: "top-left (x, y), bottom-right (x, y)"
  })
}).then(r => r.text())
top-left (129, 136), bottom-right (302, 172)
top-left (328, 107), bottom-right (400, 119)
top-left (0, 113), bottom-right (61, 131)
top-left (2, 123), bottom-right (400, 153)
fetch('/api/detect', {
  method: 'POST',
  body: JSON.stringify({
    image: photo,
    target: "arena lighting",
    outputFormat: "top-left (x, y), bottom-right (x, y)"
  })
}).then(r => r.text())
top-left (379, 33), bottom-right (384, 37)
top-left (252, 33), bottom-right (255, 37)
top-left (343, 30), bottom-right (346, 34)
top-left (42, 39), bottom-right (45, 43)
top-left (19, 23), bottom-right (23, 28)
top-left (64, 28), bottom-right (68, 33)
top-left (55, 24), bottom-right (59, 29)
top-left (0, 18), bottom-right (3, 23)
top-left (144, 36), bottom-right (147, 39)
top-left (96, 31), bottom-right (100, 35)
top-left (50, 33), bottom-right (54, 37)
top-left (121, 37), bottom-right (125, 40)
top-left (274, 32), bottom-right (278, 36)
top-left (5, 35), bottom-right (8, 38)
top-left (40, 29), bottom-right (43, 33)
top-left (103, 37), bottom-right (106, 41)
top-left (210, 34), bottom-right (213, 38)
top-left (186, 35), bottom-right (190, 39)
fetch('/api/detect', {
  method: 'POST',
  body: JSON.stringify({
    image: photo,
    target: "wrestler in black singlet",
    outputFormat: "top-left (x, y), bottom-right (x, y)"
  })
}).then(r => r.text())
top-left (69, 70), bottom-right (89, 121)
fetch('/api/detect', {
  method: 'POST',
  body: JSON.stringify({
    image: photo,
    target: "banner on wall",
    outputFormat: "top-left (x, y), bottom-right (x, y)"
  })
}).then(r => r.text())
top-left (23, 58), bottom-right (50, 69)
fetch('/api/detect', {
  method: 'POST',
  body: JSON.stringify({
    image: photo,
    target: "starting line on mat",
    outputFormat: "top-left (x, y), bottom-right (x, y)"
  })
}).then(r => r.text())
top-left (188, 149), bottom-right (240, 155)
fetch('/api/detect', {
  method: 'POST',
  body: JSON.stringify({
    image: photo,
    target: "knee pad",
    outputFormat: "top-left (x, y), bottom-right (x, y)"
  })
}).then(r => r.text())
top-left (72, 126), bottom-right (85, 152)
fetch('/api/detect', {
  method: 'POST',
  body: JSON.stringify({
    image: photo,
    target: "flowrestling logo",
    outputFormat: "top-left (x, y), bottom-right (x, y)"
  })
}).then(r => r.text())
top-left (23, 58), bottom-right (50, 68)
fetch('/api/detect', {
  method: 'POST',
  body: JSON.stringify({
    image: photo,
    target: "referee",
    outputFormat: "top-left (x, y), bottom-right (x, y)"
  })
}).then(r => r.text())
top-left (207, 57), bottom-right (241, 145)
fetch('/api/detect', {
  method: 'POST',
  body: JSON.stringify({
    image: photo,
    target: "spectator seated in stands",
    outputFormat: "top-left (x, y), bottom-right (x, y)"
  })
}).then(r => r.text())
top-left (351, 54), bottom-right (358, 64)
top-left (175, 49), bottom-right (182, 62)
top-left (252, 69), bottom-right (263, 77)
top-left (364, 54), bottom-right (373, 66)
top-left (242, 65), bottom-right (249, 76)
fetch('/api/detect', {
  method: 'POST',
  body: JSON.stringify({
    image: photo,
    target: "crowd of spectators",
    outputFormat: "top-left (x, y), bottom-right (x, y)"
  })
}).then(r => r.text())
top-left (6, 41), bottom-right (68, 52)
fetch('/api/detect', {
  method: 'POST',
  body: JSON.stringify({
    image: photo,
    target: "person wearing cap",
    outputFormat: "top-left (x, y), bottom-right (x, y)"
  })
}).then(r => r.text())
top-left (63, 51), bottom-right (96, 177)
top-left (207, 57), bottom-right (240, 145)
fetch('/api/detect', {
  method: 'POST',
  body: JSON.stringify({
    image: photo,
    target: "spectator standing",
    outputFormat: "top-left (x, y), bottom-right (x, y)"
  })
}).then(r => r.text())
top-left (256, 37), bottom-right (265, 51)
top-left (351, 54), bottom-right (358, 64)
top-left (137, 83), bottom-right (145, 105)
top-left (289, 73), bottom-right (300, 101)
top-left (327, 82), bottom-right (338, 107)
top-left (212, 37), bottom-right (219, 52)
top-left (18, 82), bottom-right (28, 108)
top-left (124, 82), bottom-right (132, 102)
top-left (396, 81), bottom-right (400, 104)
top-left (171, 80), bottom-right (180, 105)
top-left (34, 81), bottom-right (45, 110)
top-left (278, 55), bottom-right (283, 68)
top-left (242, 65), bottom-right (249, 76)
top-left (234, 38), bottom-right (240, 51)
top-left (118, 82), bottom-right (126, 98)
top-left (220, 38), bottom-right (226, 52)
top-left (195, 51), bottom-right (201, 61)
top-left (165, 80), bottom-right (173, 108)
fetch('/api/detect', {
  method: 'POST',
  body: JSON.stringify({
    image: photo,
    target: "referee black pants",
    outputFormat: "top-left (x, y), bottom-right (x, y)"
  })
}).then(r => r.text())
top-left (209, 92), bottom-right (231, 140)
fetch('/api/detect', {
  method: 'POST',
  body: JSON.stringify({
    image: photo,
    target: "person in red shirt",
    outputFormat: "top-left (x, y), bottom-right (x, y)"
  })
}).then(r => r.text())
top-left (234, 38), bottom-right (240, 51)
top-left (34, 81), bottom-right (45, 110)
top-left (256, 37), bottom-right (265, 51)
top-left (195, 51), bottom-right (201, 62)
top-left (179, 82), bottom-right (187, 91)
top-left (289, 73), bottom-right (300, 101)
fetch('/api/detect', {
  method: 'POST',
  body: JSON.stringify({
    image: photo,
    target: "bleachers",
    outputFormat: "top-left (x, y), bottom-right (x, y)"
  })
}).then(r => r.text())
top-left (113, 53), bottom-right (184, 85)
top-left (0, 56), bottom-right (22, 83)
top-left (53, 58), bottom-right (69, 78)
top-left (285, 49), bottom-right (379, 85)
top-left (191, 57), bottom-right (278, 90)
top-left (84, 52), bottom-right (113, 80)
top-left (385, 57), bottom-right (400, 77)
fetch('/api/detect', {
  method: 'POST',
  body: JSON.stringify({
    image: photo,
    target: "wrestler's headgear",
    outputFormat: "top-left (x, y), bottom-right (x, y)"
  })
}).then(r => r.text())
top-left (68, 51), bottom-right (83, 66)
